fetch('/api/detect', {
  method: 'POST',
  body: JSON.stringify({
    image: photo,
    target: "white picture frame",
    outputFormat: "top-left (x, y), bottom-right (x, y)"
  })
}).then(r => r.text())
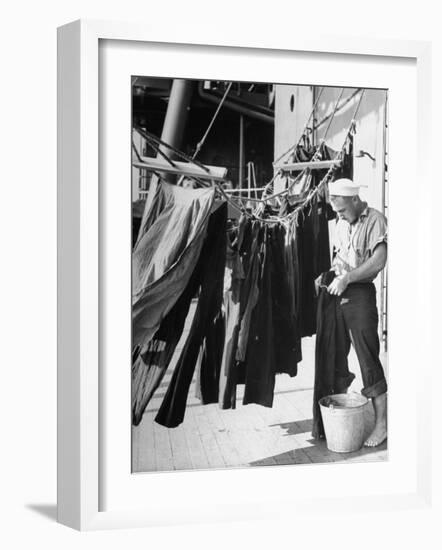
top-left (57, 19), bottom-right (433, 531)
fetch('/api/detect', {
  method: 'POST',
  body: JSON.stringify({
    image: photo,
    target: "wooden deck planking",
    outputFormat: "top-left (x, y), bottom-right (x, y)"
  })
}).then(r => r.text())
top-left (205, 405), bottom-right (244, 468)
top-left (132, 335), bottom-right (388, 472)
top-left (169, 424), bottom-right (194, 471)
top-left (250, 402), bottom-right (294, 466)
top-left (183, 403), bottom-right (211, 470)
top-left (240, 404), bottom-right (280, 465)
top-left (153, 417), bottom-right (175, 472)
top-left (131, 423), bottom-right (140, 472)
top-left (192, 405), bottom-right (226, 469)
top-left (133, 413), bottom-right (156, 472)
top-left (255, 393), bottom-right (304, 462)
top-left (232, 405), bottom-right (266, 465)
top-left (242, 404), bottom-right (279, 466)
top-left (219, 407), bottom-right (253, 467)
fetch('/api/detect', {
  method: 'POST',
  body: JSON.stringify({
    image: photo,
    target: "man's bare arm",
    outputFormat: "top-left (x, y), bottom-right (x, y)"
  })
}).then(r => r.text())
top-left (346, 242), bottom-right (387, 283)
top-left (328, 243), bottom-right (387, 295)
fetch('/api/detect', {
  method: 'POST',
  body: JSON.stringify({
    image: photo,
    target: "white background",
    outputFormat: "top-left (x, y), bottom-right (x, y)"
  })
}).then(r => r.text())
top-left (1, 1), bottom-right (441, 548)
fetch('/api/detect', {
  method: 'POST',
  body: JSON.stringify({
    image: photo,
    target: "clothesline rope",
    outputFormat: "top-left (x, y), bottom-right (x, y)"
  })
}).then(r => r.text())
top-left (314, 88), bottom-right (361, 130)
top-left (133, 127), bottom-right (275, 218)
top-left (254, 87), bottom-right (346, 217)
top-left (135, 86), bottom-right (330, 199)
top-left (254, 87), bottom-right (325, 212)
top-left (133, 88), bottom-right (365, 226)
top-left (194, 82), bottom-right (233, 159)
top-left (236, 89), bottom-right (365, 227)
top-left (278, 88), bottom-right (366, 226)
top-left (320, 87), bottom-right (345, 146)
top-left (132, 133), bottom-right (257, 217)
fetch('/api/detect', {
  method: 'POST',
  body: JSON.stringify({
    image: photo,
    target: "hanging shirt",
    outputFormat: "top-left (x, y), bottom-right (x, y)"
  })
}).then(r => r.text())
top-left (333, 205), bottom-right (387, 281)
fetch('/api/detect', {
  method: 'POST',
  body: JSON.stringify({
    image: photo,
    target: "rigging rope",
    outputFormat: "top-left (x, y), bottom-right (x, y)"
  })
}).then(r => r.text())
top-left (314, 88), bottom-right (361, 130)
top-left (177, 82), bottom-right (233, 186)
top-left (132, 88), bottom-right (366, 226)
top-left (254, 87), bottom-right (325, 212)
top-left (254, 86), bottom-right (340, 216)
top-left (276, 88), bottom-right (366, 226)
top-left (320, 87), bottom-right (345, 145)
top-left (194, 82), bottom-right (233, 159)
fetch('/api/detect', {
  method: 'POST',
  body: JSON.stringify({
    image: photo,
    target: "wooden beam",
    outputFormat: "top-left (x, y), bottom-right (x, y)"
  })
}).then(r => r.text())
top-left (273, 159), bottom-right (341, 172)
top-left (133, 156), bottom-right (228, 181)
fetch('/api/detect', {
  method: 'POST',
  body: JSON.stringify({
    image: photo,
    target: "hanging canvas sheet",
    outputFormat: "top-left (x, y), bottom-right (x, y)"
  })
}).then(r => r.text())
top-left (132, 181), bottom-right (215, 349)
top-left (132, 182), bottom-right (216, 425)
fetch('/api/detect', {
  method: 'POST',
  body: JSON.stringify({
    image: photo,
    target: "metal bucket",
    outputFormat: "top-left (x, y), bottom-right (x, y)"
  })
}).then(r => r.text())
top-left (319, 393), bottom-right (368, 453)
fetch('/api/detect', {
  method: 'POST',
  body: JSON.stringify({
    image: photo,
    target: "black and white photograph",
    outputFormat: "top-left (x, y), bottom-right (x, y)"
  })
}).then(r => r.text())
top-left (3, 0), bottom-right (439, 542)
top-left (130, 78), bottom-right (389, 473)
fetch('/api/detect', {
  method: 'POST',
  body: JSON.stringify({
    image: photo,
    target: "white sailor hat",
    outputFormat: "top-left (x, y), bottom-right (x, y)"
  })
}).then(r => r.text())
top-left (328, 178), bottom-right (360, 197)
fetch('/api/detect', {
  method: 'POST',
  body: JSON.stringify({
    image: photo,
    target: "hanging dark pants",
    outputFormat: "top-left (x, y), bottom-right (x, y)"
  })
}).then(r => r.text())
top-left (270, 224), bottom-right (301, 374)
top-left (217, 217), bottom-right (247, 409)
top-left (236, 221), bottom-right (261, 363)
top-left (155, 203), bottom-right (227, 428)
top-left (219, 219), bottom-right (261, 409)
top-left (281, 139), bottom-right (345, 338)
top-left (194, 310), bottom-right (226, 404)
top-left (225, 222), bottom-right (302, 409)
top-left (312, 271), bottom-right (387, 438)
top-left (312, 272), bottom-right (355, 438)
top-left (243, 226), bottom-right (276, 407)
top-left (218, 289), bottom-right (241, 409)
top-left (295, 196), bottom-right (332, 337)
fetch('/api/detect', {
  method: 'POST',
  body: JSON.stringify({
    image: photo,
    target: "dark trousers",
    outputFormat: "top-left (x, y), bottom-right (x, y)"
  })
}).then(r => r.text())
top-left (338, 283), bottom-right (387, 398)
top-left (312, 273), bottom-right (387, 438)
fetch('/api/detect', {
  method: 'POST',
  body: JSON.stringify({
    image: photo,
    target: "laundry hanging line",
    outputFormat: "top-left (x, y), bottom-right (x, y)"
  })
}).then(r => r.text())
top-left (277, 88), bottom-right (366, 226)
top-left (133, 83), bottom-right (325, 199)
top-left (133, 126), bottom-right (263, 219)
top-left (253, 87), bottom-right (346, 218)
top-left (252, 86), bottom-right (326, 213)
top-left (132, 87), bottom-right (365, 226)
top-left (246, 87), bottom-right (365, 225)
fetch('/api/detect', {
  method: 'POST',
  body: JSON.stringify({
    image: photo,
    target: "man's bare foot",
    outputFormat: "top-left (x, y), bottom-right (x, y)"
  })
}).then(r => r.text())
top-left (364, 421), bottom-right (387, 447)
top-left (364, 392), bottom-right (387, 447)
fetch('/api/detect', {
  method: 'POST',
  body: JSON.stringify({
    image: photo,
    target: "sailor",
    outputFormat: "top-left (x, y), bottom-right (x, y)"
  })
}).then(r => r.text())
top-left (326, 178), bottom-right (388, 447)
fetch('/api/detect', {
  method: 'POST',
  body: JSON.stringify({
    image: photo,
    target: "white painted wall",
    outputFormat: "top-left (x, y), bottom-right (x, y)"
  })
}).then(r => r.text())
top-left (274, 85), bottom-right (314, 162)
top-left (315, 87), bottom-right (387, 211)
top-left (274, 85), bottom-right (387, 211)
top-left (273, 85), bottom-right (313, 194)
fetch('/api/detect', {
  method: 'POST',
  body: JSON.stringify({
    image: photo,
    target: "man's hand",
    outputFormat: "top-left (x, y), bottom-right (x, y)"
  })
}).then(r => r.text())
top-left (327, 274), bottom-right (349, 296)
